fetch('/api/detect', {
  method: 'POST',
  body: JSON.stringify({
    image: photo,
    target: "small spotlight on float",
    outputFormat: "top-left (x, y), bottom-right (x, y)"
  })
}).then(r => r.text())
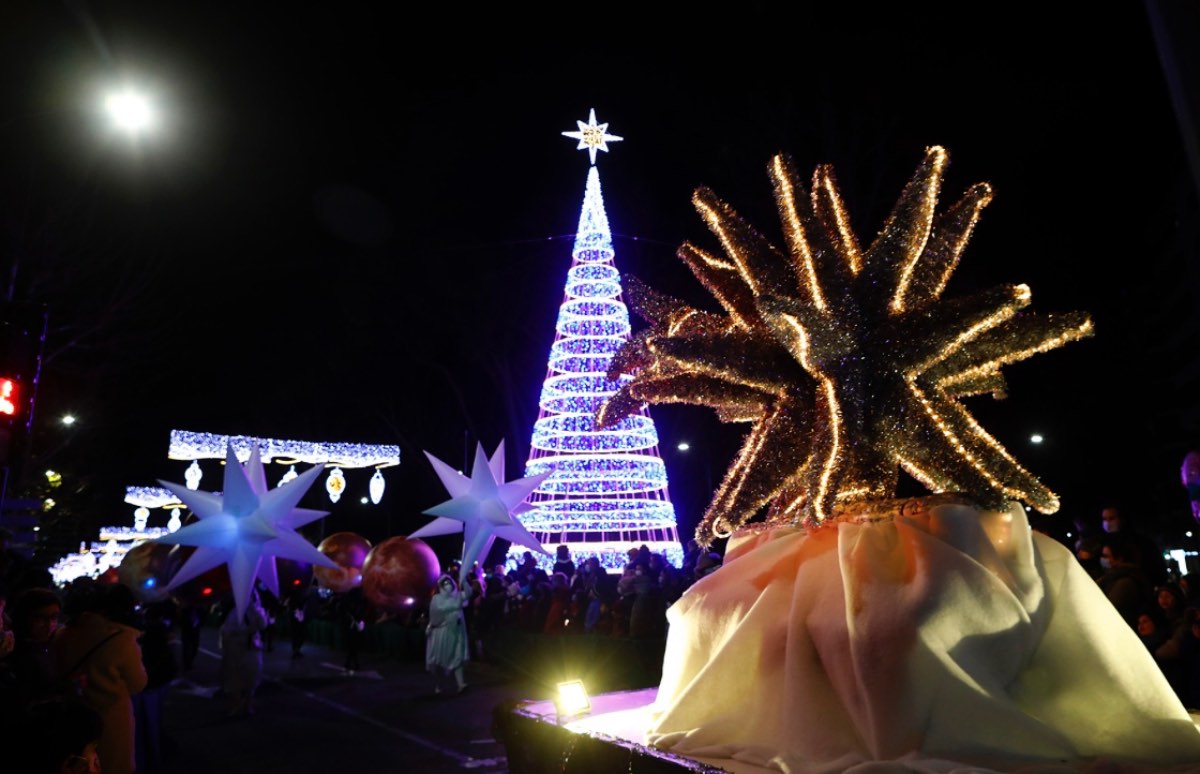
top-left (555, 679), bottom-right (591, 722)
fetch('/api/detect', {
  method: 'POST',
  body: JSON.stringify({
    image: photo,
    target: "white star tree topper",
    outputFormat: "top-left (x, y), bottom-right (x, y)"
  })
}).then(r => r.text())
top-left (412, 441), bottom-right (550, 585)
top-left (155, 443), bottom-right (337, 621)
top-left (562, 108), bottom-right (623, 165)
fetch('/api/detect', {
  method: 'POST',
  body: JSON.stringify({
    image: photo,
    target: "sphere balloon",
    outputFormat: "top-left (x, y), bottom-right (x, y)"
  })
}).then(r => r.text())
top-left (118, 542), bottom-right (176, 604)
top-left (314, 532), bottom-right (371, 593)
top-left (361, 536), bottom-right (440, 613)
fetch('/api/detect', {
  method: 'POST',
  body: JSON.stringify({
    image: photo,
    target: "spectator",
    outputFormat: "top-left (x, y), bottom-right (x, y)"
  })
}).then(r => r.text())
top-left (626, 558), bottom-right (667, 639)
top-left (1097, 534), bottom-right (1155, 630)
top-left (0, 586), bottom-right (62, 726)
top-left (1137, 608), bottom-right (1168, 652)
top-left (1072, 512), bottom-right (1104, 579)
top-left (543, 572), bottom-right (571, 635)
top-left (695, 551), bottom-right (723, 580)
top-left (176, 601), bottom-right (205, 672)
top-left (18, 696), bottom-right (104, 774)
top-left (134, 598), bottom-right (178, 774)
top-left (51, 583), bottom-right (148, 774)
top-left (552, 545), bottom-right (576, 580)
top-left (473, 565), bottom-right (508, 660)
top-left (217, 590), bottom-right (267, 717)
top-left (1099, 504), bottom-right (1168, 586)
top-left (337, 586), bottom-right (367, 674)
top-left (283, 580), bottom-right (320, 659)
top-left (255, 579), bottom-right (281, 654)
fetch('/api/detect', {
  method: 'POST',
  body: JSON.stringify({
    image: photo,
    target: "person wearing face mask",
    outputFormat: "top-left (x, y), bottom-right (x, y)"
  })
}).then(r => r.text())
top-left (1099, 504), bottom-right (1168, 586)
top-left (425, 574), bottom-right (472, 694)
top-left (0, 587), bottom-right (63, 727)
top-left (1097, 534), bottom-right (1155, 630)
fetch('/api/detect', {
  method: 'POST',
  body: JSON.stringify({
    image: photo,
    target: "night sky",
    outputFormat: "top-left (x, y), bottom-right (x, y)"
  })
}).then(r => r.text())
top-left (2, 3), bottom-right (1199, 555)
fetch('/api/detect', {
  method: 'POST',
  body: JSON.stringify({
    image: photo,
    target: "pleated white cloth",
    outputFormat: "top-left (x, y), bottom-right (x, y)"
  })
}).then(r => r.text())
top-left (647, 502), bottom-right (1200, 773)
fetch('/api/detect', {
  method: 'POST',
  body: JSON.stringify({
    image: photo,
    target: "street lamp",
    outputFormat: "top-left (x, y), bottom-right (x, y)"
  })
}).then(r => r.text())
top-left (60, 415), bottom-right (76, 427)
top-left (103, 87), bottom-right (157, 137)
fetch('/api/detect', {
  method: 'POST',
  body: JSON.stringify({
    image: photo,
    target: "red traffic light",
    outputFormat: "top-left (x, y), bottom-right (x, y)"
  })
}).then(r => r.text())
top-left (0, 377), bottom-right (18, 417)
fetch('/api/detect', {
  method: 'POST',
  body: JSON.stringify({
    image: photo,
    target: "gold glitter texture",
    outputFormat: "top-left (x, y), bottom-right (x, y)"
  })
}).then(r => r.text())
top-left (597, 146), bottom-right (1093, 545)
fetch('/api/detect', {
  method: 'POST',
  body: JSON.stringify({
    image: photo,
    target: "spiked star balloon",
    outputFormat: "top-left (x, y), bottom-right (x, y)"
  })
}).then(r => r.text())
top-left (155, 443), bottom-right (337, 621)
top-left (599, 146), bottom-right (1093, 545)
top-left (412, 441), bottom-right (550, 585)
top-left (562, 108), bottom-right (623, 165)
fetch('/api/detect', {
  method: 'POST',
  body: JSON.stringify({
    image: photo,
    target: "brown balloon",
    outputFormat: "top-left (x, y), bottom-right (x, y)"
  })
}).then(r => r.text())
top-left (361, 536), bottom-right (440, 613)
top-left (313, 531), bottom-right (372, 593)
top-left (118, 542), bottom-right (176, 604)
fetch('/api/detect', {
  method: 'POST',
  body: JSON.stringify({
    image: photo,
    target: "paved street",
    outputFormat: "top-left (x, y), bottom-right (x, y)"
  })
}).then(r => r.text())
top-left (156, 624), bottom-right (545, 774)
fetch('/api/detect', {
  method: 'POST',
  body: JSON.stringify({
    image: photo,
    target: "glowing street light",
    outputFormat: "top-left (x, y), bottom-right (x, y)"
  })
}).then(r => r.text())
top-left (1030, 434), bottom-right (1044, 445)
top-left (104, 88), bottom-right (156, 136)
top-left (61, 414), bottom-right (76, 426)
top-left (677, 441), bottom-right (690, 452)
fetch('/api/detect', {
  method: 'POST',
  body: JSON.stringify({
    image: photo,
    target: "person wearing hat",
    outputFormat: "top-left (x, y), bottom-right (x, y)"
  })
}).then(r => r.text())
top-left (425, 574), bottom-right (471, 694)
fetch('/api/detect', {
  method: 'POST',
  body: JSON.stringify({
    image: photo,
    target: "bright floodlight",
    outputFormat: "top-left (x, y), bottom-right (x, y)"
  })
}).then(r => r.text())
top-left (1030, 434), bottom-right (1044, 444)
top-left (105, 90), bottom-right (155, 134)
top-left (677, 442), bottom-right (690, 452)
top-left (61, 414), bottom-right (76, 426)
top-left (555, 679), bottom-right (591, 719)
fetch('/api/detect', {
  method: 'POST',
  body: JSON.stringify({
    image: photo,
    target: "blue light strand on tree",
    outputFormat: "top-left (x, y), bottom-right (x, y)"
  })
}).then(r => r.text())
top-left (510, 161), bottom-right (683, 572)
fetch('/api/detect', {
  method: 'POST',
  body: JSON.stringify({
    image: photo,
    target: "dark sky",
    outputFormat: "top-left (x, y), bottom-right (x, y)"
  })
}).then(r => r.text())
top-left (2, 3), bottom-right (1198, 550)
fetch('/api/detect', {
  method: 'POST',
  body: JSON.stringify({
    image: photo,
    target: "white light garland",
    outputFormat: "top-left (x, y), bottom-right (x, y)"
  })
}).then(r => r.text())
top-left (168, 429), bottom-right (399, 469)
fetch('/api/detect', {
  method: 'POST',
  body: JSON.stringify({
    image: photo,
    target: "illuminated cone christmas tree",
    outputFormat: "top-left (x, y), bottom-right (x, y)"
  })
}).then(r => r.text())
top-left (509, 110), bottom-right (682, 571)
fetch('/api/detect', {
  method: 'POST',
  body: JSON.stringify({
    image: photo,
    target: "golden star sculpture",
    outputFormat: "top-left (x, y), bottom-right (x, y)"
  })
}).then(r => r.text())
top-left (597, 146), bottom-right (1093, 545)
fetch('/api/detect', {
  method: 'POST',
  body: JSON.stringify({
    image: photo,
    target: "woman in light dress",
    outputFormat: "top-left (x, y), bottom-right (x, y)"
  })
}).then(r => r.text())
top-left (425, 574), bottom-right (471, 694)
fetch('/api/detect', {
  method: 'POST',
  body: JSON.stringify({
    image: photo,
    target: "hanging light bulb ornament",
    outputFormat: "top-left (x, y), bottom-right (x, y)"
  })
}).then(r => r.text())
top-left (184, 460), bottom-right (203, 491)
top-left (369, 469), bottom-right (385, 505)
top-left (326, 467), bottom-right (346, 503)
top-left (279, 465), bottom-right (299, 487)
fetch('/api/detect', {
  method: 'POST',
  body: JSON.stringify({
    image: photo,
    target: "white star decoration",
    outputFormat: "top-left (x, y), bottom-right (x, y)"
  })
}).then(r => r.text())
top-left (155, 442), bottom-right (337, 621)
top-left (562, 108), bottom-right (623, 165)
top-left (412, 441), bottom-right (550, 584)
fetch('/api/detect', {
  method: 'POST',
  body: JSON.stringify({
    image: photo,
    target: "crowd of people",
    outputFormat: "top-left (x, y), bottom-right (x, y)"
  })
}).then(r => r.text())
top-left (1071, 504), bottom-right (1200, 708)
top-left (459, 542), bottom-right (722, 651)
top-left (8, 500), bottom-right (1200, 772)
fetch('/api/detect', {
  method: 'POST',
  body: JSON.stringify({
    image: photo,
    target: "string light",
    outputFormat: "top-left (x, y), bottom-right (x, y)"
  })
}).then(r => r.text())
top-left (599, 146), bottom-right (1092, 546)
top-left (512, 115), bottom-right (682, 570)
top-left (168, 429), bottom-right (399, 469)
